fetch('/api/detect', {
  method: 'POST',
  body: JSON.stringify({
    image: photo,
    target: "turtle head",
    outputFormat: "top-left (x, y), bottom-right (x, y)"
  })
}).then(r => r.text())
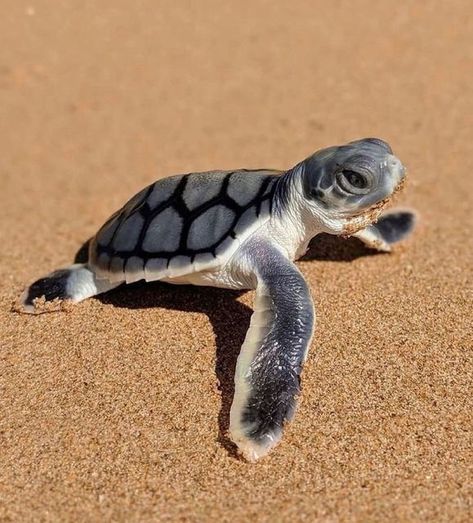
top-left (299, 138), bottom-right (406, 234)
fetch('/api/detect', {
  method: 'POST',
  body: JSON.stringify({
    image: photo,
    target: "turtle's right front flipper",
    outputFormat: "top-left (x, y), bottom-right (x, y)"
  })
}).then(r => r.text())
top-left (229, 240), bottom-right (315, 461)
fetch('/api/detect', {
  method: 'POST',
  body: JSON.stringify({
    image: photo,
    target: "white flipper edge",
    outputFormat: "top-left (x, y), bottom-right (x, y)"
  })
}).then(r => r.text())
top-left (229, 285), bottom-right (276, 461)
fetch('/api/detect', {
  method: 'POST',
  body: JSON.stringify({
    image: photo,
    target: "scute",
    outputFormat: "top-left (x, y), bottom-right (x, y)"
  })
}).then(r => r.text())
top-left (168, 255), bottom-right (192, 274)
top-left (125, 256), bottom-right (145, 283)
top-left (227, 172), bottom-right (268, 206)
top-left (182, 172), bottom-right (223, 210)
top-left (96, 253), bottom-right (110, 276)
top-left (112, 213), bottom-right (144, 252)
top-left (187, 205), bottom-right (235, 250)
top-left (145, 258), bottom-right (167, 276)
top-left (97, 214), bottom-right (120, 246)
top-left (143, 207), bottom-right (182, 253)
top-left (110, 257), bottom-right (124, 274)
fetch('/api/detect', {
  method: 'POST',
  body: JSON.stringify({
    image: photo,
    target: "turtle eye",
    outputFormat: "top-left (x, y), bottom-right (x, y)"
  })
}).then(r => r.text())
top-left (342, 170), bottom-right (367, 188)
top-left (337, 169), bottom-right (370, 194)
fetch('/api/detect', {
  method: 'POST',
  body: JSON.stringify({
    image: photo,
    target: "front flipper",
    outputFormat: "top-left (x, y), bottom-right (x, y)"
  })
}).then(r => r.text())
top-left (229, 241), bottom-right (315, 461)
top-left (354, 209), bottom-right (417, 252)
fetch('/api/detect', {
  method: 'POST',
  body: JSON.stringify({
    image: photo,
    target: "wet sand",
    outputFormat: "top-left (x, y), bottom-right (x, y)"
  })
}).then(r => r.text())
top-left (1, 1), bottom-right (472, 521)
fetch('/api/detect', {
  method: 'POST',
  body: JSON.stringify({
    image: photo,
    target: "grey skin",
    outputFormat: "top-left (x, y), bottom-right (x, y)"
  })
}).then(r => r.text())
top-left (21, 138), bottom-right (415, 461)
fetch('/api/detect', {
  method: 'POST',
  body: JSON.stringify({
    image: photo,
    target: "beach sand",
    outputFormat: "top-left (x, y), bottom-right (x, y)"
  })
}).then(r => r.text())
top-left (1, 1), bottom-right (472, 521)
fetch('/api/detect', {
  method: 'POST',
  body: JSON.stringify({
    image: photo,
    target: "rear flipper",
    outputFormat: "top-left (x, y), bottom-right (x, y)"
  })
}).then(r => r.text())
top-left (354, 209), bottom-right (417, 252)
top-left (20, 263), bottom-right (120, 314)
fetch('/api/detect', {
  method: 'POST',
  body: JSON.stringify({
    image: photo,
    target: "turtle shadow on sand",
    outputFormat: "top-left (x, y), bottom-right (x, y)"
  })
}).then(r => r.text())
top-left (74, 234), bottom-right (383, 456)
top-left (300, 232), bottom-right (386, 262)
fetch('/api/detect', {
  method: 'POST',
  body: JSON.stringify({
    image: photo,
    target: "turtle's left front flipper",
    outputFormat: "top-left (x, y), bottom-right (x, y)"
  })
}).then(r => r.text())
top-left (229, 240), bottom-right (315, 461)
top-left (354, 209), bottom-right (417, 252)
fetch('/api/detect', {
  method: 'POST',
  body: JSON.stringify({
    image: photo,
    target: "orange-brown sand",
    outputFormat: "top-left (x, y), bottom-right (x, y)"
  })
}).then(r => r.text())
top-left (1, 1), bottom-right (472, 521)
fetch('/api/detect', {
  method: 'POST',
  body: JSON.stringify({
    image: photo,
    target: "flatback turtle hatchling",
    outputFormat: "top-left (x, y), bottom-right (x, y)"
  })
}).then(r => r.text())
top-left (21, 138), bottom-right (416, 461)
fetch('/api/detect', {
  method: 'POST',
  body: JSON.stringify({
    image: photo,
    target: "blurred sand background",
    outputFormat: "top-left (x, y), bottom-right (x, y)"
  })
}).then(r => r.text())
top-left (1, 1), bottom-right (472, 521)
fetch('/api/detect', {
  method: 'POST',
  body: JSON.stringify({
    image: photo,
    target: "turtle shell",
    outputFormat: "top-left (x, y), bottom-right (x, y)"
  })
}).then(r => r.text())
top-left (89, 169), bottom-right (280, 283)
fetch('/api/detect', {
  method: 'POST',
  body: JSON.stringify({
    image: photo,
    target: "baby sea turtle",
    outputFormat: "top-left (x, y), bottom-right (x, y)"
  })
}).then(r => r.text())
top-left (21, 138), bottom-right (415, 461)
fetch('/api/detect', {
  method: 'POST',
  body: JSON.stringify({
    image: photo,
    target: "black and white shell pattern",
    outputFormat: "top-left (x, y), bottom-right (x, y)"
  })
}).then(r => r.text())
top-left (89, 169), bottom-right (280, 283)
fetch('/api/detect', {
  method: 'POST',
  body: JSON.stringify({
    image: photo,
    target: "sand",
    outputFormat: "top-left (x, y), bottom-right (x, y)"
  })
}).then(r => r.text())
top-left (1, 1), bottom-right (472, 521)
